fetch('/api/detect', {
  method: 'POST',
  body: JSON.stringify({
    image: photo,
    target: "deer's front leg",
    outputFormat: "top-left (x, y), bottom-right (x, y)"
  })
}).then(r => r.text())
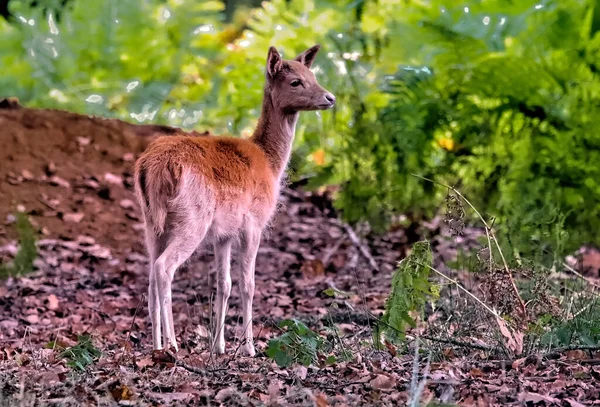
top-left (239, 228), bottom-right (260, 357)
top-left (213, 239), bottom-right (233, 354)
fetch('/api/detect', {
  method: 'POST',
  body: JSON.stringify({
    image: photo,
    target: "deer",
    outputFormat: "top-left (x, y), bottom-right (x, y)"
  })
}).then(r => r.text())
top-left (133, 45), bottom-right (335, 356)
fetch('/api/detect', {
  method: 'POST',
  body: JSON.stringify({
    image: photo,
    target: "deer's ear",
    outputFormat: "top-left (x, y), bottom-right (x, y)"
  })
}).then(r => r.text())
top-left (266, 46), bottom-right (283, 78)
top-left (295, 44), bottom-right (321, 68)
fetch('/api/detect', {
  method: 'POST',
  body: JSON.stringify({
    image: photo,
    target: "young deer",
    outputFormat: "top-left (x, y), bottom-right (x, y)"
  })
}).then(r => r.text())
top-left (134, 45), bottom-right (335, 356)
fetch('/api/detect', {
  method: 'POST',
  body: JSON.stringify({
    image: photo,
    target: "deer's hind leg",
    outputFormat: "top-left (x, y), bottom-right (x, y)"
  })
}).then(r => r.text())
top-left (145, 227), bottom-right (162, 350)
top-left (153, 177), bottom-right (215, 351)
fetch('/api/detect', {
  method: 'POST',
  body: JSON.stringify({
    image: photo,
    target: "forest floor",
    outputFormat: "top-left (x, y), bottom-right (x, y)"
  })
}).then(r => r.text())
top-left (1, 100), bottom-right (600, 406)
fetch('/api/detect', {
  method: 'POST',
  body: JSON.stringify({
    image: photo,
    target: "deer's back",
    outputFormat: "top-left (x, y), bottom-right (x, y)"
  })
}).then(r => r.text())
top-left (136, 135), bottom-right (278, 224)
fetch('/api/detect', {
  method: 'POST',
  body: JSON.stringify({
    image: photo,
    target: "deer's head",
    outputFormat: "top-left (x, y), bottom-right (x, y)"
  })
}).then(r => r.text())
top-left (265, 45), bottom-right (336, 113)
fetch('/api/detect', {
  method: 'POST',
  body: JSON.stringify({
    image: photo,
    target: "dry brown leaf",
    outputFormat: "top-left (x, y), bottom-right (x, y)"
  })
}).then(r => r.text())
top-left (566, 350), bottom-right (587, 360)
top-left (315, 393), bottom-right (329, 407)
top-left (370, 374), bottom-right (396, 390)
top-left (511, 357), bottom-right (527, 370)
top-left (46, 294), bottom-right (59, 311)
top-left (519, 392), bottom-right (560, 404)
top-left (496, 316), bottom-right (523, 355)
top-left (469, 367), bottom-right (484, 377)
top-left (111, 385), bottom-right (132, 402)
top-left (293, 365), bottom-right (308, 380)
top-left (135, 356), bottom-right (154, 370)
top-left (151, 349), bottom-right (175, 365)
top-left (301, 259), bottom-right (325, 278)
top-left (25, 314), bottom-right (39, 324)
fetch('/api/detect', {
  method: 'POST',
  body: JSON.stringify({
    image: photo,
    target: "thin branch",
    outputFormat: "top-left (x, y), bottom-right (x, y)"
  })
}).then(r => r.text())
top-left (322, 235), bottom-right (347, 267)
top-left (164, 350), bottom-right (227, 377)
top-left (334, 219), bottom-right (379, 272)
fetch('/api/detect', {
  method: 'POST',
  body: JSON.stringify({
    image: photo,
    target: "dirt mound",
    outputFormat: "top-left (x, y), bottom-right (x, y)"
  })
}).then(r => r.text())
top-left (0, 100), bottom-right (209, 257)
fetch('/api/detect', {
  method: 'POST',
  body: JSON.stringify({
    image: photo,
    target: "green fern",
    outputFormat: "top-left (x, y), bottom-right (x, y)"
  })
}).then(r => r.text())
top-left (376, 241), bottom-right (439, 345)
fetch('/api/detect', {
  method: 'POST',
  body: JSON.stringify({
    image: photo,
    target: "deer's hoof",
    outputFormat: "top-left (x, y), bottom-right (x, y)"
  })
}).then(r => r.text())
top-left (214, 341), bottom-right (226, 355)
top-left (241, 343), bottom-right (255, 357)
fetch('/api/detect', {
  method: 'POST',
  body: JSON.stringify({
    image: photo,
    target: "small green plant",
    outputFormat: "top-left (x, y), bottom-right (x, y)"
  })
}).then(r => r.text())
top-left (50, 336), bottom-right (102, 371)
top-left (265, 319), bottom-right (325, 368)
top-left (0, 213), bottom-right (37, 279)
top-left (375, 241), bottom-right (440, 346)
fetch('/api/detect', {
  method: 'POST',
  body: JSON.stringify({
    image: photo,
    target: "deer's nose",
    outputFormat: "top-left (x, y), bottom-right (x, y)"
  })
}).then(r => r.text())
top-left (324, 93), bottom-right (336, 105)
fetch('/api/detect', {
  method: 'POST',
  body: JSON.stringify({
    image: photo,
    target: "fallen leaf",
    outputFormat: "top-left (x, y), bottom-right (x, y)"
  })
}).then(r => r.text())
top-left (566, 350), bottom-right (587, 360)
top-left (135, 357), bottom-right (154, 370)
top-left (63, 213), bottom-right (85, 223)
top-left (496, 316), bottom-right (523, 355)
top-left (293, 365), bottom-right (308, 380)
top-left (519, 392), bottom-right (560, 404)
top-left (46, 294), bottom-right (59, 311)
top-left (268, 379), bottom-right (281, 403)
top-left (25, 314), bottom-right (39, 324)
top-left (469, 367), bottom-right (484, 377)
top-left (111, 385), bottom-right (132, 402)
top-left (152, 349), bottom-right (176, 365)
top-left (148, 392), bottom-right (192, 403)
top-left (370, 374), bottom-right (396, 390)
top-left (315, 393), bottom-right (329, 407)
top-left (512, 357), bottom-right (526, 369)
top-left (119, 199), bottom-right (135, 210)
top-left (104, 173), bottom-right (122, 185)
top-left (301, 259), bottom-right (325, 278)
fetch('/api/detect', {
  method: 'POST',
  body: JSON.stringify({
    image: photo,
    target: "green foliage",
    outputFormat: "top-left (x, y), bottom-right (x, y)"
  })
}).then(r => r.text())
top-left (377, 241), bottom-right (439, 344)
top-left (50, 335), bottom-right (101, 371)
top-left (0, 213), bottom-right (37, 279)
top-left (265, 319), bottom-right (325, 368)
top-left (326, 0), bottom-right (600, 261)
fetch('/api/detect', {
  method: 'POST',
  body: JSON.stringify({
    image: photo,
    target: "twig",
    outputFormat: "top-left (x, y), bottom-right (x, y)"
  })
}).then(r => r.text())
top-left (411, 173), bottom-right (527, 319)
top-left (127, 295), bottom-right (144, 346)
top-left (322, 235), bottom-right (347, 267)
top-left (164, 350), bottom-right (227, 377)
top-left (334, 220), bottom-right (378, 272)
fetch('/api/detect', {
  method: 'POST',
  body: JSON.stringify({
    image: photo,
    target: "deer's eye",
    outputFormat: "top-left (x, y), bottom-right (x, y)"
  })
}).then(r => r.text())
top-left (290, 79), bottom-right (302, 88)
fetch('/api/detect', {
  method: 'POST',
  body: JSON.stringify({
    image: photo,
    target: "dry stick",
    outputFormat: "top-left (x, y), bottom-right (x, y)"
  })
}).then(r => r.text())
top-left (411, 173), bottom-right (527, 319)
top-left (127, 295), bottom-right (144, 346)
top-left (163, 349), bottom-right (227, 377)
top-left (321, 235), bottom-right (347, 267)
top-left (334, 220), bottom-right (379, 272)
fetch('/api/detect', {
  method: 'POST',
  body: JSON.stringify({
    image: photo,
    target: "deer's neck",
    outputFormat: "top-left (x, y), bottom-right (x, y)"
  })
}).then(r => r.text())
top-left (251, 89), bottom-right (299, 178)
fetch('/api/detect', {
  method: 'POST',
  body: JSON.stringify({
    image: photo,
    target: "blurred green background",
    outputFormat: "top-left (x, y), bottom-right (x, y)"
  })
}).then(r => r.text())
top-left (1, 0), bottom-right (599, 264)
